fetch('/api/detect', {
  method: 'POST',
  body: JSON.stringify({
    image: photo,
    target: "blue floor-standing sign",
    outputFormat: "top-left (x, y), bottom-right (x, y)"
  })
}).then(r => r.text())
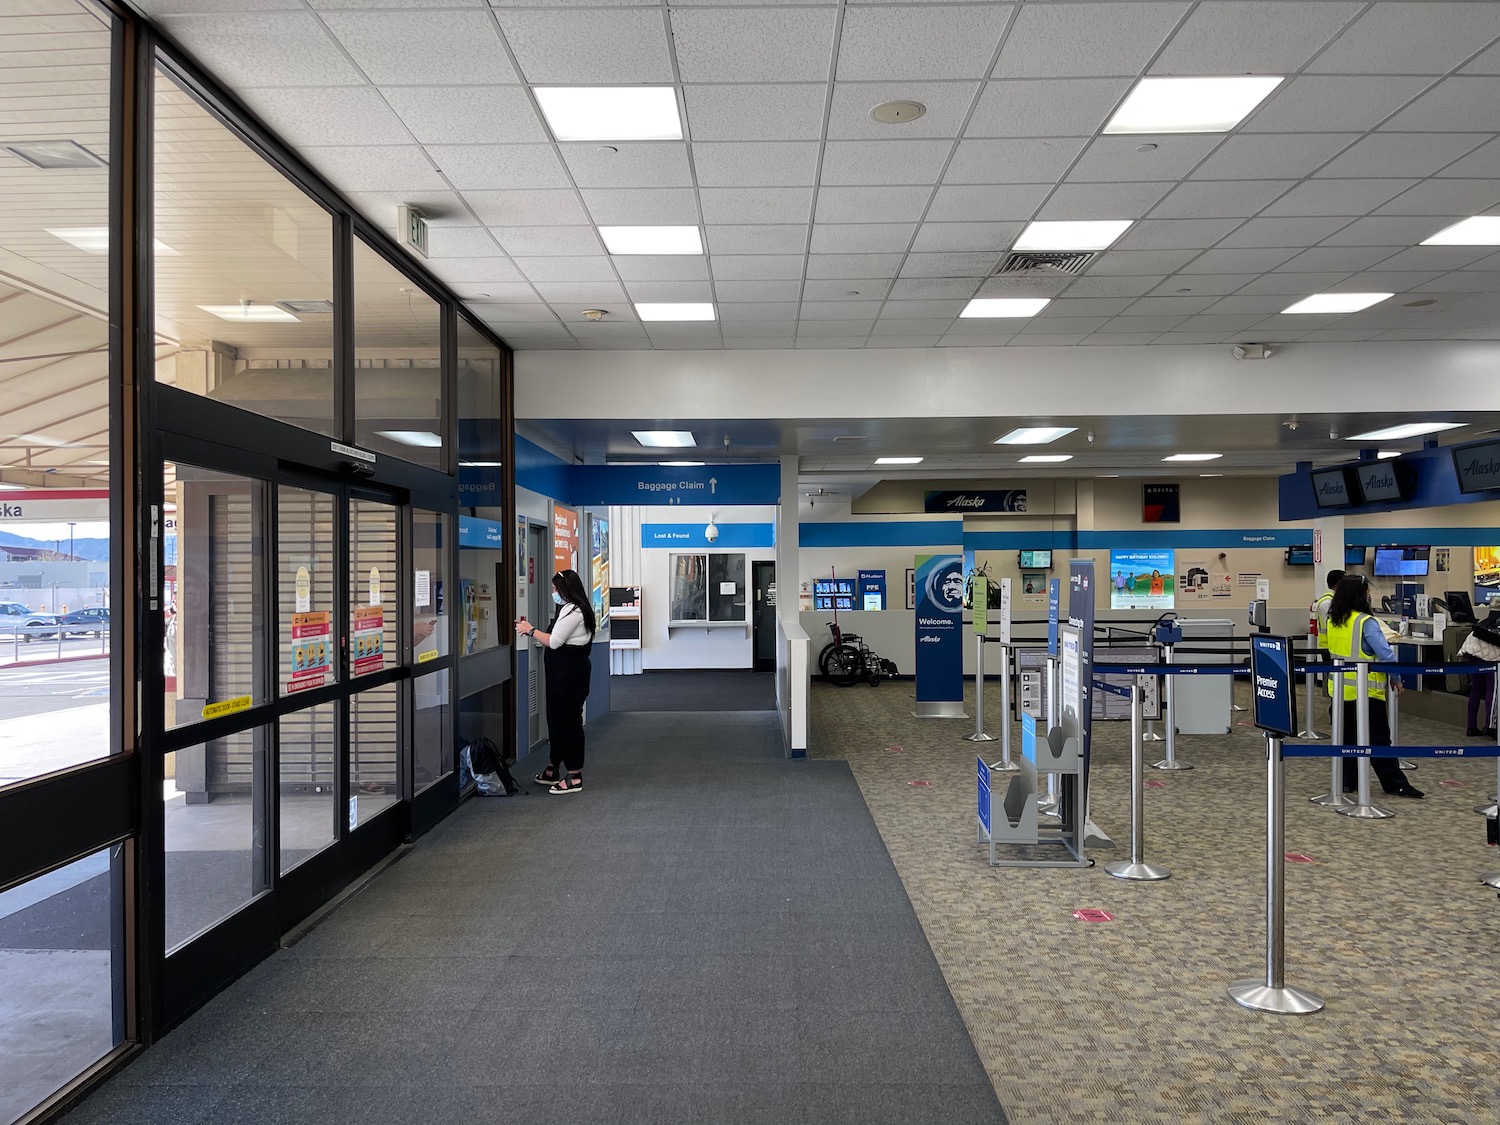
top-left (977, 756), bottom-right (991, 836)
top-left (1250, 634), bottom-right (1298, 737)
top-left (914, 553), bottom-right (965, 718)
top-left (1047, 578), bottom-right (1061, 656)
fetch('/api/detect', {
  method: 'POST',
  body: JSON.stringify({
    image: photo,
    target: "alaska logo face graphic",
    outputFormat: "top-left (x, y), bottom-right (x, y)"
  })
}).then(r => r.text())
top-left (922, 490), bottom-right (1027, 513)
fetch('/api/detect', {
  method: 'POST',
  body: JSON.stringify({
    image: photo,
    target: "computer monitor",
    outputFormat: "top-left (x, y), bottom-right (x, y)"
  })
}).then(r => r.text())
top-left (1018, 549), bottom-right (1052, 569)
top-left (1309, 466), bottom-right (1355, 509)
top-left (1444, 590), bottom-right (1477, 624)
top-left (1373, 546), bottom-right (1429, 577)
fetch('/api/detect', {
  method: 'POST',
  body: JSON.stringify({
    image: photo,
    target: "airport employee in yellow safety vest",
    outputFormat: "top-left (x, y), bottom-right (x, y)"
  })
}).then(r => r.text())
top-left (1324, 574), bottom-right (1423, 799)
top-left (1313, 569), bottom-right (1343, 651)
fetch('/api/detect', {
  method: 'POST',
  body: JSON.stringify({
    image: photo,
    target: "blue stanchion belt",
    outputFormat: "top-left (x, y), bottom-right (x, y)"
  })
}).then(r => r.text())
top-left (1091, 679), bottom-right (1133, 698)
top-left (1282, 743), bottom-right (1500, 759)
top-left (1095, 661), bottom-right (1489, 677)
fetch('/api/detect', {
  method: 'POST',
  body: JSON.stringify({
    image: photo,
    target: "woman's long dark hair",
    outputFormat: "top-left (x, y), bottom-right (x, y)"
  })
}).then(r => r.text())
top-left (552, 569), bottom-right (597, 634)
top-left (1328, 574), bottom-right (1372, 628)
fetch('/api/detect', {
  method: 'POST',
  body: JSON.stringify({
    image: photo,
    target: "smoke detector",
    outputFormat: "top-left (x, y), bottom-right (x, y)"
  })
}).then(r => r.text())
top-left (870, 101), bottom-right (926, 125)
top-left (582, 309), bottom-right (607, 321)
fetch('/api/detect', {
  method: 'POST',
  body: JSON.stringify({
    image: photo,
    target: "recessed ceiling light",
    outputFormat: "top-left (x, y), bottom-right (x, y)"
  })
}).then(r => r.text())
top-left (1013, 220), bottom-right (1132, 252)
top-left (599, 226), bottom-right (702, 256)
top-left (1019, 454), bottom-right (1073, 463)
top-left (1377, 450), bottom-right (1401, 459)
top-left (1162, 453), bottom-right (1222, 462)
top-left (875, 456), bottom-right (923, 465)
top-left (197, 304), bottom-right (299, 322)
top-left (1420, 216), bottom-right (1500, 246)
top-left (1103, 76), bottom-right (1284, 134)
top-left (1282, 293), bottom-right (1392, 315)
top-left (632, 430), bottom-right (695, 448)
top-left (635, 302), bottom-right (715, 321)
top-left (1097, 474), bottom-right (1120, 478)
top-left (46, 227), bottom-right (177, 255)
top-left (460, 460), bottom-right (504, 467)
top-left (4, 139), bottom-right (106, 169)
top-left (1346, 422), bottom-right (1465, 441)
top-left (960, 297), bottom-right (1051, 318)
top-left (1199, 473), bottom-right (1223, 478)
top-left (658, 460), bottom-right (704, 467)
top-left (376, 430), bottom-right (442, 448)
top-left (994, 426), bottom-right (1077, 445)
top-left (533, 87), bottom-right (682, 142)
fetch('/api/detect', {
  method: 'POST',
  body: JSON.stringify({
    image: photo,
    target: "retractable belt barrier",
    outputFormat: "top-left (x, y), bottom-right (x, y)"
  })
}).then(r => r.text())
top-left (1092, 680), bottom-right (1131, 698)
top-left (1092, 676), bottom-right (1170, 882)
top-left (1284, 743), bottom-right (1500, 758)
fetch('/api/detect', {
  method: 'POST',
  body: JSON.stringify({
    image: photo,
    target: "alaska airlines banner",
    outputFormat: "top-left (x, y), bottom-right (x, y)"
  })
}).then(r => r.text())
top-left (923, 490), bottom-right (1027, 514)
top-left (914, 554), bottom-right (964, 709)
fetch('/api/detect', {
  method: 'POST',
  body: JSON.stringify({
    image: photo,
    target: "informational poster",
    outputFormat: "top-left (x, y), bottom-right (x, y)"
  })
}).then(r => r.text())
top-left (288, 611), bottom-right (331, 693)
top-left (1474, 546), bottom-right (1500, 599)
top-left (368, 566), bottom-right (381, 607)
top-left (914, 553), bottom-right (965, 714)
top-left (1021, 570), bottom-right (1047, 603)
top-left (1435, 547), bottom-right (1450, 573)
top-left (1237, 572), bottom-right (1262, 589)
top-left (414, 569), bottom-right (431, 609)
top-left (1109, 549), bottom-right (1175, 609)
top-left (1179, 557), bottom-right (1211, 602)
top-left (1142, 483), bottom-right (1180, 523)
top-left (554, 504), bottom-right (579, 576)
top-left (294, 565), bottom-right (311, 613)
top-left (352, 605), bottom-right (385, 676)
top-left (590, 515), bottom-right (610, 625)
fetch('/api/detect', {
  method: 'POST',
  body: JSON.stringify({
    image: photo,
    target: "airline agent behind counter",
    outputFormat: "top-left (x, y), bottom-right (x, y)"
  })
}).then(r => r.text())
top-left (516, 569), bottom-right (596, 795)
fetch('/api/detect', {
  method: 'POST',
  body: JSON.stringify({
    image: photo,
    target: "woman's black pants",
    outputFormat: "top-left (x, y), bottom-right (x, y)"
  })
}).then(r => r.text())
top-left (544, 645), bottom-right (592, 772)
top-left (1336, 696), bottom-right (1406, 792)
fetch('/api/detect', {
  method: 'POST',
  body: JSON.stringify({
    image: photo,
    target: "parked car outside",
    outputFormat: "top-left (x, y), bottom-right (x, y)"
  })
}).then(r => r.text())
top-left (61, 606), bottom-right (110, 637)
top-left (0, 601), bottom-right (60, 642)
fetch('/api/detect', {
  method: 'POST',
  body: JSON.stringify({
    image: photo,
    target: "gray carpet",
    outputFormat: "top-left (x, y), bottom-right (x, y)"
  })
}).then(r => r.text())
top-left (59, 711), bottom-right (1006, 1125)
top-left (609, 669), bottom-right (776, 712)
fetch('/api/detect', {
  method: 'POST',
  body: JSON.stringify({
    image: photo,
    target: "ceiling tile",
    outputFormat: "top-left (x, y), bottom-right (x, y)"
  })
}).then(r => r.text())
top-left (1315, 133), bottom-right (1490, 179)
top-left (965, 78), bottom-right (1132, 138)
top-left (719, 302), bottom-right (800, 321)
top-left (1375, 178), bottom-right (1500, 217)
top-left (1191, 134), bottom-right (1359, 181)
top-left (910, 222), bottom-right (1023, 253)
top-left (1334, 271), bottom-right (1445, 292)
top-left (1233, 272), bottom-right (1351, 295)
top-left (808, 225), bottom-right (915, 254)
top-left (1241, 75), bottom-right (1435, 134)
top-left (382, 86), bottom-right (548, 144)
top-left (805, 252), bottom-right (905, 278)
top-left (1150, 1), bottom-right (1361, 73)
top-left (700, 187), bottom-right (813, 225)
top-left (1113, 218), bottom-right (1240, 251)
top-left (796, 337), bottom-right (872, 348)
top-left (1015, 315), bottom-right (1110, 334)
top-left (993, 2), bottom-right (1187, 79)
top-left (1272, 246), bottom-right (1399, 272)
top-left (465, 189), bottom-right (591, 225)
top-left (1408, 273), bottom-right (1490, 293)
top-left (773, 279), bottom-right (862, 302)
top-left (1165, 314), bottom-right (1262, 333)
top-left (559, 143), bottom-right (691, 189)
top-left (672, 8), bottom-right (838, 83)
top-left (425, 256), bottom-right (524, 283)
top-left (693, 142), bottom-right (821, 188)
top-left (495, 8), bottom-right (671, 82)
top-left (927, 184), bottom-right (1050, 222)
top-left (236, 86), bottom-right (412, 147)
top-left (899, 252), bottom-right (998, 278)
top-left (1067, 135), bottom-right (1221, 183)
top-left (1085, 249), bottom-right (1197, 275)
top-left (683, 84), bottom-right (827, 142)
top-left (302, 145), bottom-right (446, 192)
top-left (723, 338), bottom-right (795, 349)
top-left (1083, 332), bottom-right (1166, 345)
top-left (704, 228), bottom-right (808, 256)
top-left (454, 285), bottom-right (541, 304)
top-left (1379, 76), bottom-right (1500, 133)
top-left (944, 138), bottom-right (1086, 185)
top-left (426, 144), bottom-right (570, 190)
top-left (1318, 216), bottom-right (1448, 247)
top-left (709, 254), bottom-right (806, 280)
top-left (1148, 180), bottom-right (1295, 219)
top-left (796, 319), bottom-right (875, 336)
top-left (612, 256), bottom-right (710, 282)
top-left (723, 322), bottom-right (798, 337)
top-left (881, 299), bottom-right (969, 318)
top-left (458, 302), bottom-right (556, 323)
top-left (820, 140), bottom-right (952, 186)
top-left (513, 256), bottom-right (617, 282)
top-left (1437, 138), bottom-right (1500, 179)
top-left (1038, 297), bottom-right (1134, 317)
top-left (1370, 246), bottom-right (1498, 272)
top-left (1036, 181), bottom-right (1173, 220)
top-left (1120, 295), bottom-right (1218, 315)
top-left (623, 280), bottom-right (714, 302)
top-left (348, 190), bottom-right (465, 231)
top-left (978, 333), bottom-right (1060, 345)
top-left (977, 275), bottom-right (1072, 298)
top-left (888, 277), bottom-right (983, 300)
top-left (1157, 331), bottom-right (1235, 344)
top-left (1041, 275), bottom-right (1165, 297)
top-left (1150, 274), bottom-right (1256, 296)
top-left (866, 337), bottom-right (941, 349)
top-left (490, 226), bottom-right (603, 256)
top-left (1204, 294), bottom-right (1301, 316)
top-left (1306, 2), bottom-right (1500, 75)
top-left (322, 9), bottom-right (520, 84)
top-left (870, 319), bottom-right (954, 335)
top-left (157, 11), bottom-right (363, 87)
top-left (1181, 248), bottom-right (1297, 273)
top-left (1286, 329), bottom-right (1381, 342)
top-left (579, 187), bottom-right (700, 225)
top-left (838, 5), bottom-right (1013, 81)
top-left (827, 81), bottom-right (979, 140)
top-left (1261, 178), bottom-right (1418, 217)
top-left (815, 186), bottom-right (933, 224)
top-left (709, 279), bottom-right (803, 303)
top-left (532, 281), bottom-right (628, 305)
top-left (1216, 216), bottom-right (1351, 248)
top-left (1093, 315), bottom-right (1183, 333)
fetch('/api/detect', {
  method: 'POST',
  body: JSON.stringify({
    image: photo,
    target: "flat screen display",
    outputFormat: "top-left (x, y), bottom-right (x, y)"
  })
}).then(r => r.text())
top-left (1351, 460), bottom-right (1411, 504)
top-left (1310, 467), bottom-right (1355, 509)
top-left (1345, 546), bottom-right (1367, 567)
top-left (1285, 546), bottom-right (1314, 566)
top-left (1451, 437), bottom-right (1500, 495)
top-left (1373, 546), bottom-right (1429, 577)
top-left (1018, 549), bottom-right (1052, 569)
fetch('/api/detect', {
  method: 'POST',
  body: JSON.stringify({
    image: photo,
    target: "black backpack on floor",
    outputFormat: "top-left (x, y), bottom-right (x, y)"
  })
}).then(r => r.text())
top-left (469, 736), bottom-right (519, 796)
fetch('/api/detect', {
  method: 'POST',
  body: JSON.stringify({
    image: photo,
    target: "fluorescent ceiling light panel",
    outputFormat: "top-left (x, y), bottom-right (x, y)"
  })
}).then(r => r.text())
top-left (46, 227), bottom-right (177, 255)
top-left (599, 226), bottom-right (702, 256)
top-left (459, 460), bottom-right (503, 467)
top-left (1421, 216), bottom-right (1500, 246)
top-left (959, 298), bottom-right (1051, 318)
top-left (1013, 220), bottom-right (1131, 252)
top-left (1377, 450), bottom-right (1401, 459)
top-left (1282, 293), bottom-right (1391, 314)
top-left (1019, 454), bottom-right (1073, 463)
top-left (376, 430), bottom-right (442, 448)
top-left (1103, 76), bottom-right (1284, 134)
top-left (874, 456), bottom-right (923, 465)
top-left (632, 430), bottom-right (695, 448)
top-left (1346, 422), bottom-right (1465, 441)
top-left (635, 302), bottom-right (715, 321)
top-left (1162, 453), bottom-right (1222, 462)
top-left (658, 460), bottom-right (704, 467)
top-left (0, 482), bottom-right (25, 490)
top-left (533, 87), bottom-right (683, 142)
top-left (1199, 473), bottom-right (1223, 478)
top-left (4, 139), bottom-right (106, 169)
top-left (994, 426), bottom-right (1077, 445)
top-left (197, 304), bottom-right (299, 322)
top-left (13, 433), bottom-right (70, 446)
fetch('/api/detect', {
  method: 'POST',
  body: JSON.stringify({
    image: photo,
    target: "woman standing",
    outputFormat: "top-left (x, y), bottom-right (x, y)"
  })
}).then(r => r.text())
top-left (515, 569), bottom-right (596, 794)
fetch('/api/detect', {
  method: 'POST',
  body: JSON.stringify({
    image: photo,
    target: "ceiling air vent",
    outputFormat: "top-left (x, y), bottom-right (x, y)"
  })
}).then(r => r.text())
top-left (997, 251), bottom-right (1096, 276)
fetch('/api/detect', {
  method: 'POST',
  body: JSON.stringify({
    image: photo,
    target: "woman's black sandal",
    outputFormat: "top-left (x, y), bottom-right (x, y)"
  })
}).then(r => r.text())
top-left (534, 766), bottom-right (560, 786)
top-left (548, 772), bottom-right (583, 795)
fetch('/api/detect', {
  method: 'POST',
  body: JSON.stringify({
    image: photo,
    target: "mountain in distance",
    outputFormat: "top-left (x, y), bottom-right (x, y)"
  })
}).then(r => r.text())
top-left (0, 530), bottom-right (110, 562)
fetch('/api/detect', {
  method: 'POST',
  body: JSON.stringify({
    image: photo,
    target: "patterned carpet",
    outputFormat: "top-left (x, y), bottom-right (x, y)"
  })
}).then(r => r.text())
top-left (810, 676), bottom-right (1500, 1125)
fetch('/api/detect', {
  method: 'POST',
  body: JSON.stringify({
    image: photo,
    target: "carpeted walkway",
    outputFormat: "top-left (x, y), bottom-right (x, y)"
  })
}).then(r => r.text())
top-left (609, 669), bottom-right (776, 712)
top-left (59, 710), bottom-right (1006, 1125)
top-left (810, 676), bottom-right (1500, 1124)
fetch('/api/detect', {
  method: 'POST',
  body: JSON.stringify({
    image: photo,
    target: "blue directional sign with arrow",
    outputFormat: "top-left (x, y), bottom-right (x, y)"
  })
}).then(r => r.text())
top-left (570, 464), bottom-right (779, 507)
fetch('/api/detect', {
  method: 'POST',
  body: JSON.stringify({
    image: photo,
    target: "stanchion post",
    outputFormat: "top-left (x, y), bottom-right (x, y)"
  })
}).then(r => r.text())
top-left (1038, 655), bottom-right (1060, 814)
top-left (997, 642), bottom-right (1015, 771)
top-left (1150, 643), bottom-right (1191, 770)
top-left (1484, 664), bottom-right (1500, 889)
top-left (1228, 731), bottom-right (1326, 1014)
top-left (1390, 689), bottom-right (1415, 772)
top-left (965, 634), bottom-right (1000, 747)
top-left (1311, 663), bottom-right (1348, 807)
top-left (1338, 662), bottom-right (1393, 820)
top-left (1298, 636), bottom-right (1322, 739)
top-left (1106, 683), bottom-right (1170, 882)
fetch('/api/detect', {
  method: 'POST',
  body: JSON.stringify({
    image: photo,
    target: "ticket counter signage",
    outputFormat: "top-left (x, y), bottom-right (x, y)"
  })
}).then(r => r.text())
top-left (1249, 634), bottom-right (1298, 737)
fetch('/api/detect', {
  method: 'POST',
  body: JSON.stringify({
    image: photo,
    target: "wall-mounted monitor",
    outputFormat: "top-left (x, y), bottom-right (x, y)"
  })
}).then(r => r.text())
top-left (1017, 549), bottom-right (1052, 569)
top-left (1350, 459), bottom-right (1414, 505)
top-left (1309, 466), bottom-right (1355, 509)
top-left (1345, 545), bottom-right (1367, 567)
top-left (1373, 545), bottom-right (1429, 577)
top-left (1285, 546), bottom-right (1314, 566)
top-left (1451, 437), bottom-right (1500, 495)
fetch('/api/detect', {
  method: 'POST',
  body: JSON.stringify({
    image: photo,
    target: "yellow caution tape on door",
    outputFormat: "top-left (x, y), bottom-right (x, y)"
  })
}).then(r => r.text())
top-left (201, 695), bottom-right (253, 720)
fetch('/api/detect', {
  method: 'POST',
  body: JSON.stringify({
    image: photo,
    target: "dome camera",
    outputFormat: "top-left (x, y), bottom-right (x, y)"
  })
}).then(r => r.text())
top-left (705, 513), bottom-right (719, 543)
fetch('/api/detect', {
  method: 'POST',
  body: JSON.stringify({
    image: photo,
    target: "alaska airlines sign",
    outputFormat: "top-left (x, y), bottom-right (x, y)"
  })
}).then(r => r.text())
top-left (1452, 438), bottom-right (1500, 495)
top-left (923, 490), bottom-right (1027, 514)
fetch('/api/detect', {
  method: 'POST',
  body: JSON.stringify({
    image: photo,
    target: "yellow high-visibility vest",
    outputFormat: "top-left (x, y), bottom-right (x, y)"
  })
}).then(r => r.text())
top-left (1314, 591), bottom-right (1334, 650)
top-left (1325, 612), bottom-right (1387, 701)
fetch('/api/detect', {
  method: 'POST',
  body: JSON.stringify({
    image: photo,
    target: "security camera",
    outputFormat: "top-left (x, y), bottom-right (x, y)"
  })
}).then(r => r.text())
top-left (705, 514), bottom-right (719, 543)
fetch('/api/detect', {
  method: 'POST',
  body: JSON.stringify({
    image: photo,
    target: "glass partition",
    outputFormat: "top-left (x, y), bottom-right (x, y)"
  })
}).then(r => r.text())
top-left (457, 317), bottom-right (505, 655)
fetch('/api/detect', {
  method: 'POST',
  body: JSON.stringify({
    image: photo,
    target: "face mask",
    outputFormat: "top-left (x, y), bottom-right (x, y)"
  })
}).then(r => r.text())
top-left (552, 591), bottom-right (564, 605)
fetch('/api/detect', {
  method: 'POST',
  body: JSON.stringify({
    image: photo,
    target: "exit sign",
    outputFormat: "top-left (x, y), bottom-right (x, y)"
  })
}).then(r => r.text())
top-left (397, 204), bottom-right (429, 259)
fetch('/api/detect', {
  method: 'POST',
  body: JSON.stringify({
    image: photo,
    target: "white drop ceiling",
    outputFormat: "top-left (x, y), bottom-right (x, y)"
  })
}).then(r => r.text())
top-left (126, 0), bottom-right (1500, 353)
